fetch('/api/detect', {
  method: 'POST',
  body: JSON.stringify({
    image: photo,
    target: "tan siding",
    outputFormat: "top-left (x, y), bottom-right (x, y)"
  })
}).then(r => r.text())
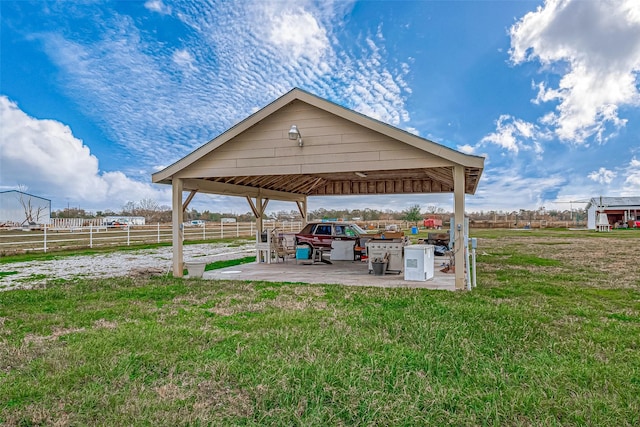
top-left (212, 147), bottom-right (277, 160)
top-left (182, 100), bottom-right (451, 174)
top-left (234, 151), bottom-right (380, 168)
top-left (341, 130), bottom-right (392, 143)
top-left (219, 129), bottom-right (284, 144)
top-left (178, 164), bottom-right (302, 178)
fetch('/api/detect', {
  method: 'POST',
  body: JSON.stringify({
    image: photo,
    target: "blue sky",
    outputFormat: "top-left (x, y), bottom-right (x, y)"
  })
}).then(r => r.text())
top-left (1, 0), bottom-right (639, 215)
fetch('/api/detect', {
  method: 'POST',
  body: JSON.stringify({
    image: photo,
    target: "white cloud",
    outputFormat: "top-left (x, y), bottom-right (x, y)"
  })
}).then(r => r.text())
top-left (458, 144), bottom-right (475, 155)
top-left (480, 115), bottom-right (545, 155)
top-left (144, 0), bottom-right (171, 15)
top-left (0, 96), bottom-right (169, 210)
top-left (265, 7), bottom-right (330, 64)
top-left (172, 49), bottom-right (198, 71)
top-left (468, 166), bottom-right (566, 212)
top-left (510, 0), bottom-right (640, 144)
top-left (588, 167), bottom-right (617, 185)
top-left (622, 158), bottom-right (640, 194)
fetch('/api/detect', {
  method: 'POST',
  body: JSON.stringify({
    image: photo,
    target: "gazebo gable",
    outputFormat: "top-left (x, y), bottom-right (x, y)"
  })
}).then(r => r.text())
top-left (154, 88), bottom-right (483, 189)
top-left (175, 99), bottom-right (457, 180)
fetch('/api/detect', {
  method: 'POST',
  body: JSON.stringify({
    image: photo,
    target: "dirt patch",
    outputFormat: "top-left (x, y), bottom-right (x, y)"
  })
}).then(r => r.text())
top-left (23, 327), bottom-right (86, 344)
top-left (94, 318), bottom-right (118, 329)
top-left (129, 267), bottom-right (167, 278)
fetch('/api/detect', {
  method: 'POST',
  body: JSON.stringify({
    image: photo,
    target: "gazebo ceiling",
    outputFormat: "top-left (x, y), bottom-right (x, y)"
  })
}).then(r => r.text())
top-left (203, 166), bottom-right (482, 197)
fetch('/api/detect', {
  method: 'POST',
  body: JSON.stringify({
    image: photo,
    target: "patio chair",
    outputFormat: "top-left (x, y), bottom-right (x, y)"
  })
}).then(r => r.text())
top-left (274, 234), bottom-right (296, 262)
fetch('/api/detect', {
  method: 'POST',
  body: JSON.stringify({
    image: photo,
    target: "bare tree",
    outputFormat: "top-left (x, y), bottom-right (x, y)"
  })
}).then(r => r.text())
top-left (138, 198), bottom-right (159, 213)
top-left (121, 201), bottom-right (136, 215)
top-left (123, 198), bottom-right (165, 222)
top-left (16, 187), bottom-right (47, 225)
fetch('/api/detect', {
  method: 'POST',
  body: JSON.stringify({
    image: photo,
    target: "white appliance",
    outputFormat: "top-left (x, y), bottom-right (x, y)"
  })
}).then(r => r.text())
top-left (330, 240), bottom-right (355, 260)
top-left (404, 244), bottom-right (434, 281)
top-left (366, 239), bottom-right (404, 271)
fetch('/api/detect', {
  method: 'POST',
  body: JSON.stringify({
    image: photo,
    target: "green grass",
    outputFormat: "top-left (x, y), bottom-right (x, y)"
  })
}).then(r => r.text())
top-left (1, 230), bottom-right (639, 425)
top-left (181, 256), bottom-right (257, 275)
top-left (204, 256), bottom-right (256, 271)
top-left (0, 271), bottom-right (18, 277)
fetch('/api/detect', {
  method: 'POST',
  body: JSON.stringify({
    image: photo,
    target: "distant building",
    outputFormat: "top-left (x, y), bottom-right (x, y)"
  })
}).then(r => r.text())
top-left (586, 196), bottom-right (640, 229)
top-left (0, 190), bottom-right (51, 226)
top-left (103, 216), bottom-right (146, 226)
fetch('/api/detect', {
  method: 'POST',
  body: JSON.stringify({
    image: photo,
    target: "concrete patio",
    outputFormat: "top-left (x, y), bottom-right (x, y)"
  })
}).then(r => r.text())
top-left (201, 255), bottom-right (458, 290)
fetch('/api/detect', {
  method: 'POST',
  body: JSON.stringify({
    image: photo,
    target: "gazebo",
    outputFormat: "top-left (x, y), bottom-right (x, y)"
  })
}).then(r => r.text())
top-left (152, 88), bottom-right (484, 289)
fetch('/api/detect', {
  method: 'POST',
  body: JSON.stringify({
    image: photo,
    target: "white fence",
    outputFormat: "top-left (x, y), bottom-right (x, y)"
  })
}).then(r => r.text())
top-left (49, 218), bottom-right (104, 229)
top-left (0, 219), bottom-right (427, 255)
top-left (0, 221), bottom-right (303, 254)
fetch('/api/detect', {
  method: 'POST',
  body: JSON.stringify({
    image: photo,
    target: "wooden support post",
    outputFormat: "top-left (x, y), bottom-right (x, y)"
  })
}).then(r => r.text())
top-left (172, 178), bottom-right (184, 277)
top-left (454, 166), bottom-right (466, 290)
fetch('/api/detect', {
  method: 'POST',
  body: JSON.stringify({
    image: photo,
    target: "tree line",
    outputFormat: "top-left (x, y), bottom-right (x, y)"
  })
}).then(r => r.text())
top-left (50, 199), bottom-right (586, 225)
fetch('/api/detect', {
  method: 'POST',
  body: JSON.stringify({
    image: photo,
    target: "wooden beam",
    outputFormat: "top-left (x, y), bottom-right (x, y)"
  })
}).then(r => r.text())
top-left (296, 199), bottom-right (307, 225)
top-left (182, 178), bottom-right (305, 202)
top-left (246, 197), bottom-right (259, 218)
top-left (182, 190), bottom-right (197, 212)
top-left (256, 197), bottom-right (263, 239)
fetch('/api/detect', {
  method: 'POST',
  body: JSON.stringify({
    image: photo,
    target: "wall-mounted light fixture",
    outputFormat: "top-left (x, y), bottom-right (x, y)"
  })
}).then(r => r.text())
top-left (355, 172), bottom-right (367, 178)
top-left (288, 125), bottom-right (303, 146)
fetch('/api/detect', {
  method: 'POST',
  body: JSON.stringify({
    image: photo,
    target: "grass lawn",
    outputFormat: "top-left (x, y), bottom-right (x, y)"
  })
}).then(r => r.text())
top-left (1, 229), bottom-right (639, 425)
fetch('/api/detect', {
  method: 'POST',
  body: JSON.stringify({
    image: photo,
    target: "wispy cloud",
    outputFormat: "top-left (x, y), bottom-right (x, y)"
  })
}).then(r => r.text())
top-left (480, 115), bottom-right (546, 155)
top-left (509, 0), bottom-right (640, 144)
top-left (31, 0), bottom-right (412, 176)
top-left (622, 158), bottom-right (640, 194)
top-left (144, 0), bottom-right (171, 15)
top-left (172, 49), bottom-right (198, 72)
top-left (469, 166), bottom-right (566, 212)
top-left (588, 167), bottom-right (617, 185)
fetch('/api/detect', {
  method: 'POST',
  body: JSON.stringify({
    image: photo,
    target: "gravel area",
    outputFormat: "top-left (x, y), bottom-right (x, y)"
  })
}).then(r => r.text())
top-left (0, 243), bottom-right (256, 291)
